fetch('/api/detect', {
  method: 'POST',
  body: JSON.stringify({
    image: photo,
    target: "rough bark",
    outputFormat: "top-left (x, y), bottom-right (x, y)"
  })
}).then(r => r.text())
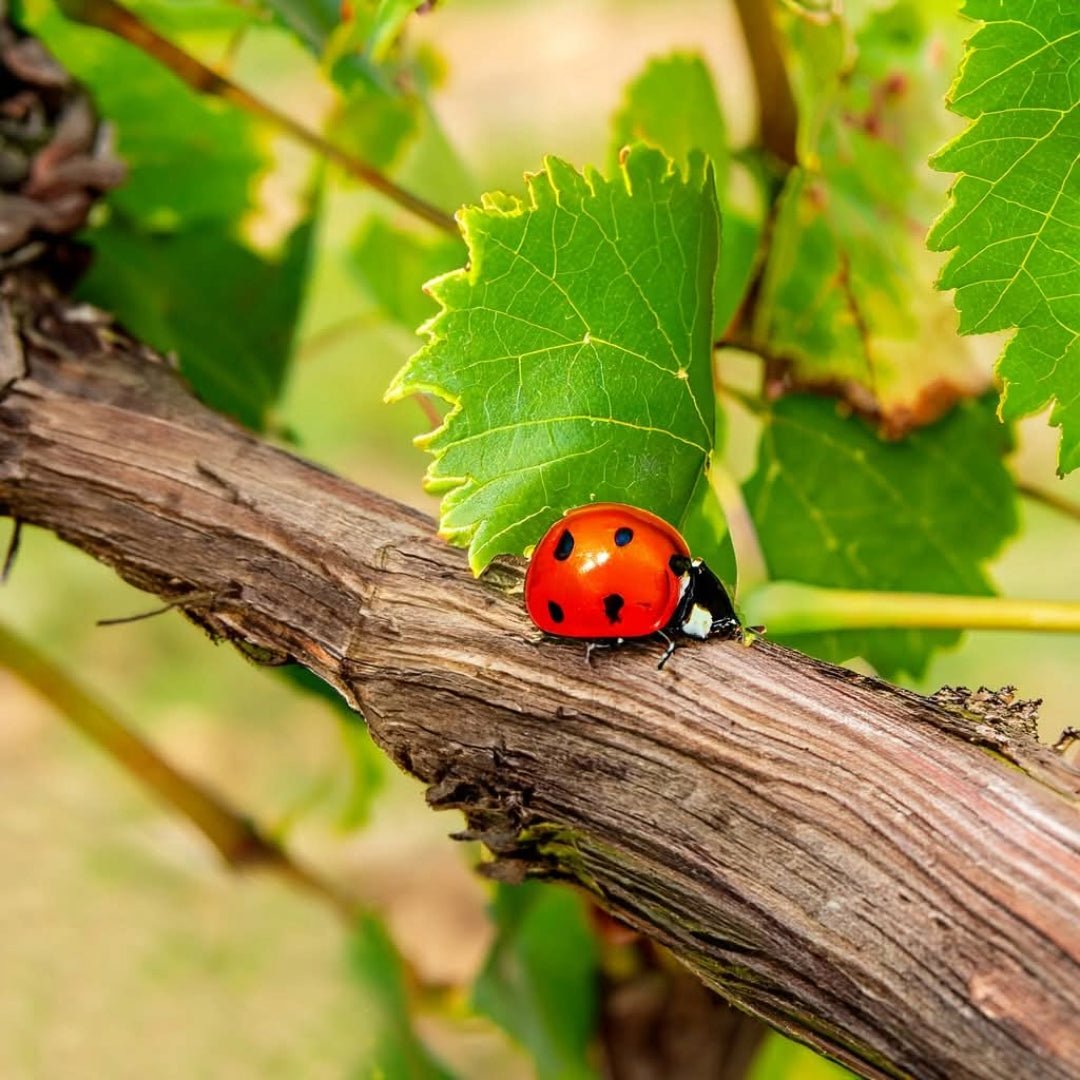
top-left (0, 269), bottom-right (1077, 1080)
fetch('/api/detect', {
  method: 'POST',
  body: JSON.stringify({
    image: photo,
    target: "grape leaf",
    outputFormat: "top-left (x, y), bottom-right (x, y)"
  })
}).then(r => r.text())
top-left (610, 52), bottom-right (765, 338)
top-left (472, 882), bottom-right (598, 1080)
top-left (928, 0), bottom-right (1080, 475)
top-left (350, 914), bottom-right (457, 1079)
top-left (386, 145), bottom-right (719, 571)
top-left (743, 395), bottom-right (1017, 678)
top-left (78, 208), bottom-right (317, 431)
top-left (756, 2), bottom-right (984, 432)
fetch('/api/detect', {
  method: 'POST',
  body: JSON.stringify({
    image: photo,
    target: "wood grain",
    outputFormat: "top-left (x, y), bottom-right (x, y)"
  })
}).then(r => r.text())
top-left (1, 271), bottom-right (1077, 1080)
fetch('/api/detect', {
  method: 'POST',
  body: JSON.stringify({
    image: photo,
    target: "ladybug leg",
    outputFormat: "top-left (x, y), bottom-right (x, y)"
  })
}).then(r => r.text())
top-left (710, 615), bottom-right (743, 639)
top-left (584, 640), bottom-right (617, 666)
top-left (656, 631), bottom-right (678, 670)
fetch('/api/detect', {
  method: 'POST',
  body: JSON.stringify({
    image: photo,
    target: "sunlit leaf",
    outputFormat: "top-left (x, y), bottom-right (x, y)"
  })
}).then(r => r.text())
top-left (928, 0), bottom-right (1080, 474)
top-left (472, 882), bottom-right (598, 1080)
top-left (387, 145), bottom-right (719, 571)
top-left (743, 395), bottom-right (1017, 677)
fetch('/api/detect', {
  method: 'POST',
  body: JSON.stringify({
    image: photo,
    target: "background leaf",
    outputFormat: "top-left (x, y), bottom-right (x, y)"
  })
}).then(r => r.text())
top-left (350, 913), bottom-right (458, 1079)
top-left (352, 217), bottom-right (463, 330)
top-left (928, 0), bottom-right (1080, 474)
top-left (23, 0), bottom-right (265, 230)
top-left (756, 1), bottom-right (984, 432)
top-left (743, 395), bottom-right (1018, 677)
top-left (609, 51), bottom-right (764, 338)
top-left (472, 882), bottom-right (598, 1080)
top-left (387, 145), bottom-right (720, 571)
top-left (79, 207), bottom-right (318, 430)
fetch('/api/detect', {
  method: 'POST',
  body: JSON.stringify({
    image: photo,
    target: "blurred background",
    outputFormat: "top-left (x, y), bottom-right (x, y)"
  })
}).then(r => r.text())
top-left (1, 0), bottom-right (1077, 1076)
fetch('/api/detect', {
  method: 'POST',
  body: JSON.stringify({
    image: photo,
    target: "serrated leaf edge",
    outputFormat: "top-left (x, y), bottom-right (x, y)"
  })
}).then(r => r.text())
top-left (385, 146), bottom-right (714, 562)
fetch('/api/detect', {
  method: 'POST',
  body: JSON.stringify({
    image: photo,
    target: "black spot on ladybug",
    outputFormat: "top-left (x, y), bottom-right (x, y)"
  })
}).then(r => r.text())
top-left (554, 529), bottom-right (574, 561)
top-left (603, 593), bottom-right (624, 624)
top-left (614, 526), bottom-right (634, 547)
top-left (547, 600), bottom-right (565, 624)
top-left (669, 554), bottom-right (691, 575)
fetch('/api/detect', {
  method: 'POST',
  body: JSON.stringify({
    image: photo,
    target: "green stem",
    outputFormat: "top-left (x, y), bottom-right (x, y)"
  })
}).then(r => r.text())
top-left (708, 464), bottom-right (768, 597)
top-left (0, 620), bottom-right (357, 918)
top-left (743, 582), bottom-right (1080, 635)
top-left (55, 0), bottom-right (459, 235)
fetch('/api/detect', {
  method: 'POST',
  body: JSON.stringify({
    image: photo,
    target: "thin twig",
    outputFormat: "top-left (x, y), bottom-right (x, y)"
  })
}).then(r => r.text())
top-left (0, 619), bottom-right (358, 920)
top-left (731, 0), bottom-right (798, 167)
top-left (743, 582), bottom-right (1080, 635)
top-left (1018, 479), bottom-right (1080, 524)
top-left (708, 464), bottom-right (768, 598)
top-left (55, 0), bottom-right (459, 235)
top-left (1, 518), bottom-right (20, 581)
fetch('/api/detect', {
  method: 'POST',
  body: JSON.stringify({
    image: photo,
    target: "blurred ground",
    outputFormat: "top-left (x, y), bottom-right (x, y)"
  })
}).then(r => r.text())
top-left (1, 0), bottom-right (1078, 1077)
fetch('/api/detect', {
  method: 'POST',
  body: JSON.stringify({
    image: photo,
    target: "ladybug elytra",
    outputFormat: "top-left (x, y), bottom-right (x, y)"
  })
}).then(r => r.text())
top-left (524, 503), bottom-right (740, 667)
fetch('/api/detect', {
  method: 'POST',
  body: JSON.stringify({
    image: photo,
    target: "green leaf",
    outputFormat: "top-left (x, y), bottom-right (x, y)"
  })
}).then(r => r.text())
top-left (609, 52), bottom-right (763, 337)
top-left (387, 145), bottom-right (720, 571)
top-left (262, 0), bottom-right (341, 54)
top-left (368, 0), bottom-right (428, 63)
top-left (352, 218), bottom-right (464, 330)
top-left (275, 666), bottom-right (385, 829)
top-left (328, 79), bottom-right (422, 171)
top-left (757, 2), bottom-right (983, 430)
top-left (743, 395), bottom-right (1017, 678)
top-left (610, 52), bottom-right (728, 194)
top-left (472, 882), bottom-right (598, 1080)
top-left (78, 205), bottom-right (318, 431)
top-left (350, 913), bottom-right (457, 1079)
top-left (27, 0), bottom-right (265, 230)
top-left (749, 1032), bottom-right (855, 1080)
top-left (928, 0), bottom-right (1080, 475)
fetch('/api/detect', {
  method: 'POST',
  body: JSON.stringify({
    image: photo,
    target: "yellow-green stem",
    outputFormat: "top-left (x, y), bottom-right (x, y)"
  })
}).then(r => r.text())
top-left (743, 583), bottom-right (1080, 635)
top-left (709, 464), bottom-right (768, 597)
top-left (0, 620), bottom-right (356, 917)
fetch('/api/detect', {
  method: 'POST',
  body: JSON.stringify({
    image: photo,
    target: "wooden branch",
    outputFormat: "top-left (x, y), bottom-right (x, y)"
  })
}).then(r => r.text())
top-left (0, 269), bottom-right (1077, 1080)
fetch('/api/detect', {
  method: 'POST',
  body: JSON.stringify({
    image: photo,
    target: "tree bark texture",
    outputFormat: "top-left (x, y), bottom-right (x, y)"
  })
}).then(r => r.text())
top-left (0, 270), bottom-right (1077, 1080)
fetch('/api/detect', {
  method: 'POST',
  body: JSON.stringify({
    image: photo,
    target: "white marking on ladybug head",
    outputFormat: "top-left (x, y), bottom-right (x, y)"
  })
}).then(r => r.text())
top-left (681, 603), bottom-right (713, 640)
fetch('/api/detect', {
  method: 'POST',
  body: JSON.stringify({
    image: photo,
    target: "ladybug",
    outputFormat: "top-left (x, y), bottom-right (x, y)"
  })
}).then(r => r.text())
top-left (524, 503), bottom-right (740, 667)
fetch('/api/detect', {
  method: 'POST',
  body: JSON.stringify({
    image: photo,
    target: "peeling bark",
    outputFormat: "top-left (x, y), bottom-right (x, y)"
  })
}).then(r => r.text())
top-left (1, 270), bottom-right (1078, 1080)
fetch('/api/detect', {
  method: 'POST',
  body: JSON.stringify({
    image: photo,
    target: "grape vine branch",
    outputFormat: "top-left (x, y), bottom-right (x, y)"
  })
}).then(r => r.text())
top-left (0, 268), bottom-right (1077, 1080)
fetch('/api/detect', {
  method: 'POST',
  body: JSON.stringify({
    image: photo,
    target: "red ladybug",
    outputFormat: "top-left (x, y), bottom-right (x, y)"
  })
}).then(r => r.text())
top-left (524, 503), bottom-right (740, 667)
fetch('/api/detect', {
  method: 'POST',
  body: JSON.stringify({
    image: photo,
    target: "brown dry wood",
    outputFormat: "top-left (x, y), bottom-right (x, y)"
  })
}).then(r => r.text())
top-left (0, 270), bottom-right (1077, 1080)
